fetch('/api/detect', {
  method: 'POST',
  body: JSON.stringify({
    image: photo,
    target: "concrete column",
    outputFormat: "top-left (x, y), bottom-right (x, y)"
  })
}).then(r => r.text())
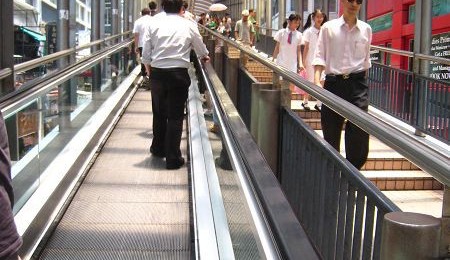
top-left (322, 0), bottom-right (329, 20)
top-left (381, 212), bottom-right (440, 259)
top-left (250, 83), bottom-right (272, 141)
top-left (258, 89), bottom-right (280, 175)
top-left (440, 186), bottom-right (450, 258)
top-left (278, 0), bottom-right (285, 29)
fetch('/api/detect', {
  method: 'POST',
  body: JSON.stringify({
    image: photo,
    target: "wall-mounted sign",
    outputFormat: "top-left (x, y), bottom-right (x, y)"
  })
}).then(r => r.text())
top-left (368, 13), bottom-right (393, 33)
top-left (429, 32), bottom-right (450, 81)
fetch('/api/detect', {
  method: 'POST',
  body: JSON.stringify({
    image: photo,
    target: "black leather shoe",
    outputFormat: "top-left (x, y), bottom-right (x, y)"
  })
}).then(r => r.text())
top-left (302, 102), bottom-right (311, 110)
top-left (314, 104), bottom-right (321, 112)
top-left (150, 147), bottom-right (165, 158)
top-left (166, 157), bottom-right (185, 169)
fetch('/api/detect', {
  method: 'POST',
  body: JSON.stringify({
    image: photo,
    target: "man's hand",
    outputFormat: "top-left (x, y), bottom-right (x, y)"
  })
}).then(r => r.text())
top-left (297, 65), bottom-right (305, 72)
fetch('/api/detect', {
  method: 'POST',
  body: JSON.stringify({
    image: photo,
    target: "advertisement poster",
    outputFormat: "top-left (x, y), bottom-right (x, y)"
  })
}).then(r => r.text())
top-left (429, 32), bottom-right (450, 81)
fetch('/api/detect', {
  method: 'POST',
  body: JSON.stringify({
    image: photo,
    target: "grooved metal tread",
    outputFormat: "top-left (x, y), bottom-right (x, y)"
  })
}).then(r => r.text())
top-left (39, 89), bottom-right (191, 259)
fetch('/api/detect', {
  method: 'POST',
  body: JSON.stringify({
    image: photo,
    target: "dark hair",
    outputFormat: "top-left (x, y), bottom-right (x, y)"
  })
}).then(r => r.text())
top-left (304, 9), bottom-right (328, 30)
top-left (162, 0), bottom-right (183, 13)
top-left (148, 1), bottom-right (157, 10)
top-left (303, 13), bottom-right (312, 30)
top-left (249, 9), bottom-right (254, 13)
top-left (141, 7), bottom-right (151, 15)
top-left (287, 13), bottom-right (301, 22)
top-left (282, 20), bottom-right (288, 28)
top-left (182, 0), bottom-right (188, 9)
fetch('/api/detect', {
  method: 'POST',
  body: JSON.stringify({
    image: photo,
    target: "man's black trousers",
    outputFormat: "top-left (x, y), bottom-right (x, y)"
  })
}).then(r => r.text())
top-left (321, 73), bottom-right (369, 170)
top-left (149, 67), bottom-right (190, 165)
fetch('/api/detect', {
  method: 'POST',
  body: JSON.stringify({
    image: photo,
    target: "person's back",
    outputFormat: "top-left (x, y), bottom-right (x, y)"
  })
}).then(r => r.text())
top-left (144, 14), bottom-right (206, 69)
top-left (141, 0), bottom-right (209, 169)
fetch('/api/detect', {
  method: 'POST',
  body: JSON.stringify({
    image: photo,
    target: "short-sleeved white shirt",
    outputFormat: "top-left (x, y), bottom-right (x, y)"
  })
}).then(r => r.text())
top-left (133, 15), bottom-right (153, 48)
top-left (274, 28), bottom-right (302, 72)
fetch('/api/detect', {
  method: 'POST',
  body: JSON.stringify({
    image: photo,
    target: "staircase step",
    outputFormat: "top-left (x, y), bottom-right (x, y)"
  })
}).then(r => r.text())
top-left (303, 118), bottom-right (321, 130)
top-left (382, 190), bottom-right (443, 218)
top-left (362, 170), bottom-right (443, 190)
top-left (362, 158), bottom-right (420, 171)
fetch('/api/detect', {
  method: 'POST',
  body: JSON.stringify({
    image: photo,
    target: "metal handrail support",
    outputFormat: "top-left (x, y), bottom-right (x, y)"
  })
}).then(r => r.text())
top-left (202, 26), bottom-right (450, 188)
top-left (197, 54), bottom-right (321, 259)
top-left (0, 31), bottom-right (132, 80)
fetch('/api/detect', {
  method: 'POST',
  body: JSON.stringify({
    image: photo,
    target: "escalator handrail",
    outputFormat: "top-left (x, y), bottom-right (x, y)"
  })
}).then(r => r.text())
top-left (195, 55), bottom-right (321, 259)
top-left (0, 31), bottom-right (132, 81)
top-left (0, 39), bottom-right (132, 118)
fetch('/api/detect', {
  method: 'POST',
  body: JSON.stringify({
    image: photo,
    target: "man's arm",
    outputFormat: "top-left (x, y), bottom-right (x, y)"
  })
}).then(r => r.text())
top-left (134, 33), bottom-right (140, 53)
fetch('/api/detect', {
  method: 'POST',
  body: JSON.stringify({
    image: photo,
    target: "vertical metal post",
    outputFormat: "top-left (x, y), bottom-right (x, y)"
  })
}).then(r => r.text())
top-left (380, 212), bottom-right (440, 259)
top-left (419, 0), bottom-right (431, 76)
top-left (413, 0), bottom-right (430, 137)
top-left (0, 0), bottom-right (15, 96)
top-left (359, 0), bottom-right (367, 21)
top-left (111, 0), bottom-right (120, 76)
top-left (91, 0), bottom-right (102, 92)
top-left (278, 0), bottom-right (285, 29)
top-left (266, 0), bottom-right (272, 30)
top-left (123, 0), bottom-right (128, 32)
top-left (69, 0), bottom-right (77, 105)
top-left (57, 0), bottom-right (71, 129)
top-left (322, 0), bottom-right (329, 20)
top-left (0, 0), bottom-right (19, 160)
top-left (298, 0), bottom-right (304, 23)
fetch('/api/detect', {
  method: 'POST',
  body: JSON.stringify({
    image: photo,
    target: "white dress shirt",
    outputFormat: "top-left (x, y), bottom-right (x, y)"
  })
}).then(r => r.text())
top-left (312, 16), bottom-right (372, 75)
top-left (142, 14), bottom-right (209, 69)
top-left (132, 15), bottom-right (153, 48)
top-left (273, 28), bottom-right (302, 72)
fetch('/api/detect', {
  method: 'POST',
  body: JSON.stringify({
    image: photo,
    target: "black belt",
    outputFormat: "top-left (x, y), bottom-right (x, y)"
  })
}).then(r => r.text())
top-left (326, 71), bottom-right (366, 81)
top-left (151, 67), bottom-right (187, 73)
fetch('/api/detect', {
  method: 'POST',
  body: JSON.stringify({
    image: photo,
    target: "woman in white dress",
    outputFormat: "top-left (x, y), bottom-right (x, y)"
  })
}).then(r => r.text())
top-left (302, 9), bottom-right (327, 111)
top-left (272, 14), bottom-right (305, 78)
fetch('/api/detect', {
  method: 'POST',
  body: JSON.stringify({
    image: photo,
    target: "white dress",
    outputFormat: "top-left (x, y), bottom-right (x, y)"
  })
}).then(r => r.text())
top-left (303, 26), bottom-right (320, 82)
top-left (273, 28), bottom-right (302, 72)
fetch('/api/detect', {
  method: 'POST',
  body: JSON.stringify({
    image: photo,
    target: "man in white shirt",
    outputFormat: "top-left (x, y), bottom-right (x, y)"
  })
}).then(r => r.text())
top-left (312, 0), bottom-right (372, 170)
top-left (133, 8), bottom-right (152, 79)
top-left (142, 0), bottom-right (209, 170)
top-left (234, 10), bottom-right (255, 46)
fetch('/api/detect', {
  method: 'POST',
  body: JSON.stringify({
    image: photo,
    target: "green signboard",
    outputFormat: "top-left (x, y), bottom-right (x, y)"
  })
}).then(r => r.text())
top-left (368, 13), bottom-right (393, 33)
top-left (409, 0), bottom-right (450, 23)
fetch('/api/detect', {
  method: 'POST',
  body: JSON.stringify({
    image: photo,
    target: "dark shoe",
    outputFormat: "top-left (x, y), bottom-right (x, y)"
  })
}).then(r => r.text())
top-left (150, 147), bottom-right (165, 158)
top-left (215, 157), bottom-right (233, 170)
top-left (314, 104), bottom-right (321, 112)
top-left (301, 102), bottom-right (311, 110)
top-left (166, 157), bottom-right (185, 169)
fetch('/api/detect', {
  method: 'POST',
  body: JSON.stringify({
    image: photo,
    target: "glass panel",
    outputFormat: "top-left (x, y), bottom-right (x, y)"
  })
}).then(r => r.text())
top-left (9, 47), bottom-right (130, 214)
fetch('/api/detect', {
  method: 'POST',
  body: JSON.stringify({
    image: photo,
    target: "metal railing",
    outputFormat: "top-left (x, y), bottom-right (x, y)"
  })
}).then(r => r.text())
top-left (0, 31), bottom-right (132, 81)
top-left (253, 27), bottom-right (450, 143)
top-left (201, 26), bottom-right (449, 259)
